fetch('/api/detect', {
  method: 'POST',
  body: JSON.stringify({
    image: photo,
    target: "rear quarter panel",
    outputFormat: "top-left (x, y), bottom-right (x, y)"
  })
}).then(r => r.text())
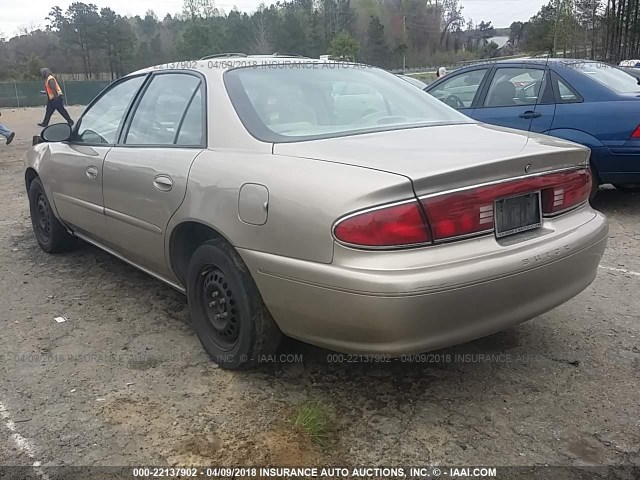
top-left (551, 64), bottom-right (640, 143)
top-left (550, 100), bottom-right (640, 175)
top-left (550, 100), bottom-right (639, 147)
top-left (166, 150), bottom-right (415, 266)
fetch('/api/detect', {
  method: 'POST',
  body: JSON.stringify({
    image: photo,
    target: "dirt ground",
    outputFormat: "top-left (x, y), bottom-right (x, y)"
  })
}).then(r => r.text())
top-left (0, 107), bottom-right (639, 473)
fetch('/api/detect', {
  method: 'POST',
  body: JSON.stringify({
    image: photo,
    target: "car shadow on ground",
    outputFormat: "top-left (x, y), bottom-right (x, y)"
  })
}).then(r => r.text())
top-left (27, 230), bottom-right (565, 390)
top-left (592, 184), bottom-right (640, 215)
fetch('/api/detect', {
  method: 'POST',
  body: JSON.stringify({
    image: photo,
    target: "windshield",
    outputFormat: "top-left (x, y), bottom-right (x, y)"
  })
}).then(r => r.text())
top-left (224, 64), bottom-right (471, 142)
top-left (576, 62), bottom-right (640, 93)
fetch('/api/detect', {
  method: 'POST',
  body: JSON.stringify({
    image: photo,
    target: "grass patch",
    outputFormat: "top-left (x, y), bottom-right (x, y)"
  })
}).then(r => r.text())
top-left (410, 72), bottom-right (436, 83)
top-left (293, 401), bottom-right (334, 449)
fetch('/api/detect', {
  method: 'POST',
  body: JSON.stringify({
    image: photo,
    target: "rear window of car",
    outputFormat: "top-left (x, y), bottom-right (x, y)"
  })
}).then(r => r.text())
top-left (224, 64), bottom-right (471, 142)
top-left (575, 62), bottom-right (640, 93)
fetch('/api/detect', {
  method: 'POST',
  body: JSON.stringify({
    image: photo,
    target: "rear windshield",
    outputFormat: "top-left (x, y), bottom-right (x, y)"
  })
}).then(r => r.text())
top-left (224, 64), bottom-right (471, 142)
top-left (576, 62), bottom-right (640, 93)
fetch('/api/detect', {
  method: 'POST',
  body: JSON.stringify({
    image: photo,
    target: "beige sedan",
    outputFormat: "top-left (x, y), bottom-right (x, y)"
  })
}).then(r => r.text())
top-left (24, 56), bottom-right (608, 369)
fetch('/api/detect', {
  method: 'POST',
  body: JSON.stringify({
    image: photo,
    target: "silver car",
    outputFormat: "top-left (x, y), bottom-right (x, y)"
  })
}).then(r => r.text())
top-left (397, 74), bottom-right (428, 89)
top-left (24, 56), bottom-right (608, 369)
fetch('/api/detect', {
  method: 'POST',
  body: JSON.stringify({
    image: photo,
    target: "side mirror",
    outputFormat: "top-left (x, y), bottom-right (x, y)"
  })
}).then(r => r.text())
top-left (41, 123), bottom-right (72, 143)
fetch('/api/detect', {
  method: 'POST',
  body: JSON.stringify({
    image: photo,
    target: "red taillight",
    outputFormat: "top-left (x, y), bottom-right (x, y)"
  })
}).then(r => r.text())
top-left (334, 201), bottom-right (431, 247)
top-left (541, 168), bottom-right (591, 215)
top-left (421, 168), bottom-right (591, 242)
top-left (334, 168), bottom-right (590, 248)
top-left (631, 125), bottom-right (640, 138)
top-left (421, 190), bottom-right (497, 241)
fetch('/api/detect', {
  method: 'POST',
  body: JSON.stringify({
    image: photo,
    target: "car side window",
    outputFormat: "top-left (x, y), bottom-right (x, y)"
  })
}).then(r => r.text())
top-left (429, 68), bottom-right (489, 109)
top-left (125, 73), bottom-right (202, 146)
top-left (483, 67), bottom-right (546, 108)
top-left (176, 87), bottom-right (204, 146)
top-left (74, 76), bottom-right (145, 145)
top-left (556, 76), bottom-right (581, 103)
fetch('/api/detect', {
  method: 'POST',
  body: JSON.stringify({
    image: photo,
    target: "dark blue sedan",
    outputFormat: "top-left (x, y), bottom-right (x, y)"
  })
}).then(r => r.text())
top-left (425, 59), bottom-right (640, 195)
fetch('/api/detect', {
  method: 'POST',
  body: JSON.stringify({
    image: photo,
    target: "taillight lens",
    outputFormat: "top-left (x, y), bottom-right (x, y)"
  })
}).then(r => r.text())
top-left (541, 168), bottom-right (591, 215)
top-left (421, 190), bottom-right (497, 241)
top-left (631, 125), bottom-right (640, 138)
top-left (421, 168), bottom-right (591, 242)
top-left (334, 168), bottom-right (590, 248)
top-left (334, 201), bottom-right (431, 247)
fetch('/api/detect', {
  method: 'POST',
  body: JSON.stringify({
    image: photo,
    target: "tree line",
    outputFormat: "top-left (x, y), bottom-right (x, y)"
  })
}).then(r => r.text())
top-left (0, 0), bottom-right (506, 80)
top-left (510, 0), bottom-right (640, 61)
top-left (4, 0), bottom-right (639, 81)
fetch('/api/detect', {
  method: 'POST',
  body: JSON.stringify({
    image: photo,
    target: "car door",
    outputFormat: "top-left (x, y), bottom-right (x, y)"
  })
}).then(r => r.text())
top-left (101, 71), bottom-right (206, 277)
top-left (427, 67), bottom-right (491, 116)
top-left (472, 65), bottom-right (556, 133)
top-left (47, 75), bottom-right (147, 240)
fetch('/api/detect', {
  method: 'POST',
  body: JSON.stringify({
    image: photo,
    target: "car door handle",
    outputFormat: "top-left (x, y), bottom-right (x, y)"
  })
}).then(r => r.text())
top-left (519, 111), bottom-right (542, 119)
top-left (153, 175), bottom-right (173, 192)
top-left (86, 166), bottom-right (99, 180)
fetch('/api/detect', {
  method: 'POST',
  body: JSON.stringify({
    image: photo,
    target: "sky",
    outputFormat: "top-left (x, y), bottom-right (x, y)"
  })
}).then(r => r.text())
top-left (0, 0), bottom-right (548, 39)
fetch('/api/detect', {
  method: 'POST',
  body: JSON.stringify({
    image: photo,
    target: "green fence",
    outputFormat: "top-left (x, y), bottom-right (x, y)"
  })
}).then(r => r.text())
top-left (0, 80), bottom-right (111, 108)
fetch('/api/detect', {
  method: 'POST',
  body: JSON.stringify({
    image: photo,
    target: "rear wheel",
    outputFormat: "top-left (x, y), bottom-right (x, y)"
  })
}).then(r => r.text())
top-left (186, 239), bottom-right (281, 370)
top-left (28, 177), bottom-right (75, 253)
top-left (612, 183), bottom-right (640, 192)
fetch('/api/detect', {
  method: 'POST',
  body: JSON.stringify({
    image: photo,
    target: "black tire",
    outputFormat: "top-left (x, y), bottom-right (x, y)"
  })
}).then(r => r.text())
top-left (612, 183), bottom-right (640, 192)
top-left (28, 177), bottom-right (75, 253)
top-left (589, 165), bottom-right (600, 203)
top-left (186, 239), bottom-right (281, 370)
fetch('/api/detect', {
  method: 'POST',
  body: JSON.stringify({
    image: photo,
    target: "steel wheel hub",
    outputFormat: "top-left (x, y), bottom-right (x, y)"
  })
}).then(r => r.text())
top-left (36, 193), bottom-right (51, 241)
top-left (202, 267), bottom-right (239, 347)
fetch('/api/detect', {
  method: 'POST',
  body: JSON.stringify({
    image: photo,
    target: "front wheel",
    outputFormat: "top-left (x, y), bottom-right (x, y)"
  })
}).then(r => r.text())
top-left (28, 177), bottom-right (75, 253)
top-left (186, 239), bottom-right (281, 370)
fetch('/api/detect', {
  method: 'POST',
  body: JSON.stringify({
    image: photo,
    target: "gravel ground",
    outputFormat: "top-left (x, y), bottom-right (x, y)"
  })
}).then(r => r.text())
top-left (0, 107), bottom-right (639, 474)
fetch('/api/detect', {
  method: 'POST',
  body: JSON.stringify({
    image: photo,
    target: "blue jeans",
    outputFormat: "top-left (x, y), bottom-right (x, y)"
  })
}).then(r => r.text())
top-left (0, 122), bottom-right (12, 139)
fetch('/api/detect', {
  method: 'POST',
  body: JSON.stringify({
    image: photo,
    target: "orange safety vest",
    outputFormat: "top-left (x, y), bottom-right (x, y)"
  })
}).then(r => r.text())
top-left (45, 75), bottom-right (63, 100)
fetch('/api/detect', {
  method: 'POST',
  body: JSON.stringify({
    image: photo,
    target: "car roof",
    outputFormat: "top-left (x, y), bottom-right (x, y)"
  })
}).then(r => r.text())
top-left (129, 54), bottom-right (357, 78)
top-left (453, 58), bottom-right (607, 70)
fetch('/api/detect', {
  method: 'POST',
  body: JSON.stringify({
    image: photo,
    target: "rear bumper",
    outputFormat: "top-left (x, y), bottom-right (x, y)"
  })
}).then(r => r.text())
top-left (240, 208), bottom-right (608, 355)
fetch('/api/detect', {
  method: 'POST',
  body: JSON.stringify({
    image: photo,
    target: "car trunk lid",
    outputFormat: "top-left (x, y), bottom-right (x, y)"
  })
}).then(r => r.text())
top-left (273, 123), bottom-right (590, 196)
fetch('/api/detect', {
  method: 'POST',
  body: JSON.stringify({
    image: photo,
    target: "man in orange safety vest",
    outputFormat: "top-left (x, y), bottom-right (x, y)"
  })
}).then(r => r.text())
top-left (38, 68), bottom-right (74, 128)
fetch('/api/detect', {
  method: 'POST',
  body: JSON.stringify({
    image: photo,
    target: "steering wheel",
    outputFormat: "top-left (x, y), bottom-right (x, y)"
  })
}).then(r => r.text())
top-left (444, 94), bottom-right (465, 109)
top-left (518, 81), bottom-right (539, 100)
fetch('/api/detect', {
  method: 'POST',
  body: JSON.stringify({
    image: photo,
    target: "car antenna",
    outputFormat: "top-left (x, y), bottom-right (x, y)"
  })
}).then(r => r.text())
top-left (529, 1), bottom-right (559, 140)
